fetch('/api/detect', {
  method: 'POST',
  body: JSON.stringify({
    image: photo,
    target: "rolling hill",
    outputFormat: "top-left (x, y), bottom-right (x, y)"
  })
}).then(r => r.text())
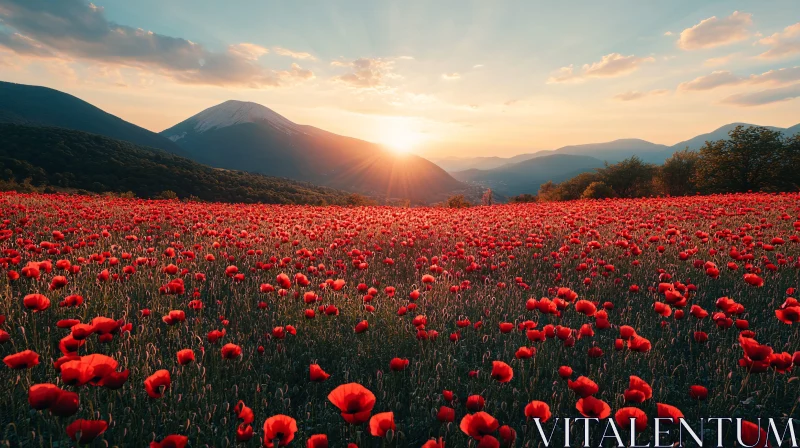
top-left (451, 154), bottom-right (606, 196)
top-left (0, 81), bottom-right (187, 156)
top-left (437, 123), bottom-right (800, 172)
top-left (161, 100), bottom-right (464, 202)
top-left (0, 124), bottom-right (349, 205)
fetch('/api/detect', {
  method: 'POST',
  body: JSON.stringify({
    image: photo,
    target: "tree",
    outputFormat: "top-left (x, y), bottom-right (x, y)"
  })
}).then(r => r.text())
top-left (655, 149), bottom-right (700, 196)
top-left (582, 181), bottom-right (616, 199)
top-left (695, 125), bottom-right (787, 193)
top-left (344, 193), bottom-right (376, 206)
top-left (509, 193), bottom-right (537, 203)
top-left (158, 190), bottom-right (178, 200)
top-left (537, 181), bottom-right (557, 200)
top-left (542, 172), bottom-right (601, 201)
top-left (481, 189), bottom-right (494, 206)
top-left (596, 156), bottom-right (657, 198)
top-left (446, 195), bottom-right (471, 208)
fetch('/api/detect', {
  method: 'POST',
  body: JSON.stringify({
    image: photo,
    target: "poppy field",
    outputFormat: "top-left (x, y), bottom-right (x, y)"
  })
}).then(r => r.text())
top-left (1, 191), bottom-right (800, 447)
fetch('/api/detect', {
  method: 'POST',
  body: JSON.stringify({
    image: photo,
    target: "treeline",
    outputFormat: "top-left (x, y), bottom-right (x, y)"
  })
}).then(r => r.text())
top-left (511, 126), bottom-right (800, 202)
top-left (0, 124), bottom-right (354, 205)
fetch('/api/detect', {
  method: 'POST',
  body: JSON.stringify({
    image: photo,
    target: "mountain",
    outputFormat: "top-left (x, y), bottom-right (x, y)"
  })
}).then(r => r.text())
top-left (669, 122), bottom-right (788, 151)
top-left (433, 152), bottom-right (547, 172)
top-left (451, 154), bottom-right (606, 196)
top-left (437, 139), bottom-right (669, 172)
top-left (439, 123), bottom-right (800, 173)
top-left (0, 81), bottom-right (187, 156)
top-left (0, 123), bottom-right (349, 205)
top-left (161, 100), bottom-right (464, 202)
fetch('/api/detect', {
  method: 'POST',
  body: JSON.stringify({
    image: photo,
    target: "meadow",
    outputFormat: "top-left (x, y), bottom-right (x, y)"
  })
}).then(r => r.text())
top-left (1, 192), bottom-right (799, 447)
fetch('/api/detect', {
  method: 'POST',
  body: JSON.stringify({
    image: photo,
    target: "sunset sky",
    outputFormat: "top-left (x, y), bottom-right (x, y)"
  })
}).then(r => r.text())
top-left (1, 0), bottom-right (799, 158)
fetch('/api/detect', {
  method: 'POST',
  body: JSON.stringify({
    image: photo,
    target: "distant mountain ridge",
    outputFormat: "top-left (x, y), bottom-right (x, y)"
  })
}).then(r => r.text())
top-left (0, 123), bottom-right (349, 204)
top-left (0, 81), bottom-right (187, 156)
top-left (161, 100), bottom-right (464, 202)
top-left (435, 122), bottom-right (800, 172)
top-left (451, 154), bottom-right (607, 196)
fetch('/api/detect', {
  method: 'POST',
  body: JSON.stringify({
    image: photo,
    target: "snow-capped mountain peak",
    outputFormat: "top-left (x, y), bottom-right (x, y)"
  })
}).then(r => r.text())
top-left (176, 100), bottom-right (302, 136)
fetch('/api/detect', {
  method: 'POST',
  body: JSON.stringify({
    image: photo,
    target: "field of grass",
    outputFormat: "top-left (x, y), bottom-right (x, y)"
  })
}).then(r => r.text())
top-left (1, 192), bottom-right (799, 447)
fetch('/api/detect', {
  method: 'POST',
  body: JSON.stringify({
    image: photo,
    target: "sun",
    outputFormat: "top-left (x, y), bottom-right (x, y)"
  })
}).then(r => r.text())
top-left (379, 118), bottom-right (425, 154)
top-left (386, 133), bottom-right (422, 154)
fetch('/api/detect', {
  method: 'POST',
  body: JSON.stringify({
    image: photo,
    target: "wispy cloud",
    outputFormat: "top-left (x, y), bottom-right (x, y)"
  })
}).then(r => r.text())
top-left (677, 11), bottom-right (752, 50)
top-left (331, 57), bottom-right (399, 90)
top-left (273, 46), bottom-right (316, 60)
top-left (0, 0), bottom-right (314, 88)
top-left (678, 67), bottom-right (800, 91)
top-left (441, 72), bottom-right (460, 80)
top-left (757, 22), bottom-right (800, 59)
top-left (614, 89), bottom-right (669, 101)
top-left (721, 83), bottom-right (800, 106)
top-left (547, 53), bottom-right (655, 83)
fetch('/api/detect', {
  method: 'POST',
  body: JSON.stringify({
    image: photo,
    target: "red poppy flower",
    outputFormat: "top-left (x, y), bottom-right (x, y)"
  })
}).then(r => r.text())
top-left (437, 406), bottom-right (455, 422)
top-left (177, 349), bottom-right (195, 365)
top-left (150, 435), bottom-right (189, 448)
top-left (66, 419), bottom-right (108, 443)
top-left (460, 411), bottom-right (499, 440)
top-left (99, 369), bottom-right (130, 389)
top-left (369, 412), bottom-right (396, 437)
top-left (568, 376), bottom-right (598, 398)
top-left (466, 395), bottom-right (485, 412)
top-left (389, 357), bottom-right (409, 371)
top-left (623, 376), bottom-right (652, 403)
top-left (28, 383), bottom-right (64, 410)
top-left (4, 350), bottom-right (40, 369)
top-left (327, 383), bottom-right (376, 424)
top-left (310, 364), bottom-right (330, 382)
top-left (221, 343), bottom-right (242, 359)
top-left (491, 361), bottom-right (513, 383)
top-left (575, 396), bottom-right (611, 419)
top-left (615, 407), bottom-right (647, 431)
top-left (689, 385), bottom-right (708, 400)
top-left (23, 294), bottom-right (50, 312)
top-left (743, 273), bottom-right (764, 287)
top-left (354, 320), bottom-right (369, 333)
top-left (307, 434), bottom-right (329, 448)
top-left (656, 403), bottom-right (684, 423)
top-left (477, 436), bottom-right (500, 448)
top-left (421, 438), bottom-right (445, 448)
top-left (524, 401), bottom-right (551, 422)
top-left (515, 346), bottom-right (535, 359)
top-left (558, 366), bottom-right (573, 379)
top-left (50, 390), bottom-right (80, 417)
top-left (263, 414), bottom-right (298, 447)
top-left (144, 369), bottom-right (171, 398)
top-left (740, 421), bottom-right (769, 448)
top-left (236, 424), bottom-right (254, 442)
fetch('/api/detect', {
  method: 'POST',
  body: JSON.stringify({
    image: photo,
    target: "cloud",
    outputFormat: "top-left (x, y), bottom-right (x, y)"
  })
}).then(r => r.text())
top-left (441, 72), bottom-right (460, 80)
top-left (721, 83), bottom-right (800, 106)
top-left (704, 54), bottom-right (735, 67)
top-left (473, 64), bottom-right (484, 69)
top-left (547, 53), bottom-right (655, 83)
top-left (273, 46), bottom-right (316, 60)
top-left (332, 57), bottom-right (397, 90)
top-left (228, 43), bottom-right (269, 61)
top-left (678, 70), bottom-right (744, 91)
top-left (0, 0), bottom-right (313, 88)
top-left (614, 89), bottom-right (669, 101)
top-left (0, 31), bottom-right (55, 57)
top-left (678, 66), bottom-right (800, 91)
top-left (677, 11), bottom-right (752, 50)
top-left (757, 22), bottom-right (800, 59)
top-left (664, 31), bottom-right (673, 36)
